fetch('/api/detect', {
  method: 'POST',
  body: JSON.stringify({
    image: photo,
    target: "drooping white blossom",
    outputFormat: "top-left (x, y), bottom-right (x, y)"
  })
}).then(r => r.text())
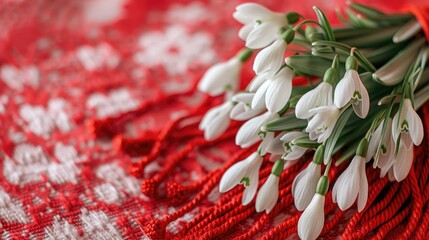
top-left (366, 119), bottom-right (395, 176)
top-left (252, 67), bottom-right (293, 113)
top-left (306, 105), bottom-right (340, 143)
top-left (280, 131), bottom-right (308, 160)
top-left (332, 155), bottom-right (368, 212)
top-left (233, 3), bottom-right (287, 49)
top-left (258, 131), bottom-right (275, 156)
top-left (230, 92), bottom-right (265, 121)
top-left (219, 152), bottom-right (263, 205)
top-left (392, 98), bottom-right (424, 148)
top-left (392, 140), bottom-right (414, 182)
top-left (236, 111), bottom-right (279, 148)
top-left (297, 193), bottom-right (325, 240)
top-left (199, 102), bottom-right (233, 141)
top-left (295, 82), bottom-right (333, 119)
top-left (198, 58), bottom-right (241, 96)
top-left (255, 173), bottom-right (279, 213)
top-left (292, 162), bottom-right (321, 211)
top-left (334, 69), bottom-right (370, 118)
top-left (247, 73), bottom-right (268, 92)
top-left (253, 38), bottom-right (286, 77)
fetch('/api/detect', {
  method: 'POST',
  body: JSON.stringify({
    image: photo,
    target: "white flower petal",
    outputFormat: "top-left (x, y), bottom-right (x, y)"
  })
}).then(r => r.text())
top-left (404, 99), bottom-right (424, 146)
top-left (248, 73), bottom-right (268, 92)
top-left (334, 70), bottom-right (355, 108)
top-left (352, 79), bottom-right (370, 118)
top-left (393, 141), bottom-right (413, 182)
top-left (253, 39), bottom-right (286, 75)
top-left (235, 112), bottom-right (277, 148)
top-left (197, 59), bottom-right (241, 96)
top-left (357, 161), bottom-right (368, 212)
top-left (238, 23), bottom-right (253, 40)
top-left (295, 82), bottom-right (333, 119)
top-left (298, 194), bottom-right (325, 240)
top-left (265, 68), bottom-right (293, 113)
top-left (251, 80), bottom-right (270, 109)
top-left (333, 156), bottom-right (363, 211)
top-left (242, 155), bottom-right (263, 205)
top-left (292, 163), bottom-right (321, 211)
top-left (246, 22), bottom-right (278, 49)
top-left (236, 3), bottom-right (275, 20)
top-left (255, 174), bottom-right (279, 213)
top-left (219, 159), bottom-right (249, 192)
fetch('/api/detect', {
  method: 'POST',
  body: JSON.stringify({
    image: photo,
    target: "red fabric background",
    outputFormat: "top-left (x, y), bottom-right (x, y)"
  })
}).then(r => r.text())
top-left (0, 0), bottom-right (427, 239)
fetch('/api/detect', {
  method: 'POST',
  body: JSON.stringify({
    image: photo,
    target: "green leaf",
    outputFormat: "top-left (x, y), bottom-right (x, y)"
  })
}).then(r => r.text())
top-left (286, 55), bottom-right (332, 77)
top-left (324, 108), bottom-right (353, 164)
top-left (263, 114), bottom-right (307, 132)
top-left (348, 2), bottom-right (385, 18)
top-left (293, 136), bottom-right (320, 149)
top-left (313, 6), bottom-right (335, 42)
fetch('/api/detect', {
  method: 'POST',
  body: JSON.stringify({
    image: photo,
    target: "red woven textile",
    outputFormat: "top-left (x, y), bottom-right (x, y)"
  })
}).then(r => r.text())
top-left (0, 0), bottom-right (428, 239)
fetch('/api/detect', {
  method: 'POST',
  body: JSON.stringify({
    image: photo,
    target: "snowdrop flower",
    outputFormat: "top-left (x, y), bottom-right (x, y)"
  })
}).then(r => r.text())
top-left (256, 159), bottom-right (283, 213)
top-left (219, 152), bottom-right (263, 205)
top-left (252, 67), bottom-right (294, 113)
top-left (247, 73), bottom-right (268, 92)
top-left (392, 98), bottom-right (424, 148)
top-left (253, 29), bottom-right (294, 77)
top-left (332, 139), bottom-right (368, 211)
top-left (236, 111), bottom-right (279, 148)
top-left (266, 132), bottom-right (286, 155)
top-left (280, 131), bottom-right (308, 160)
top-left (292, 145), bottom-right (323, 211)
top-left (392, 140), bottom-right (414, 182)
top-left (233, 3), bottom-right (287, 49)
top-left (298, 176), bottom-right (328, 240)
top-left (230, 92), bottom-right (265, 121)
top-left (367, 119), bottom-right (395, 176)
top-left (198, 49), bottom-right (252, 97)
top-left (306, 105), bottom-right (340, 143)
top-left (197, 58), bottom-right (242, 96)
top-left (199, 102), bottom-right (233, 140)
top-left (258, 131), bottom-right (275, 156)
top-left (334, 56), bottom-right (370, 118)
top-left (295, 68), bottom-right (335, 119)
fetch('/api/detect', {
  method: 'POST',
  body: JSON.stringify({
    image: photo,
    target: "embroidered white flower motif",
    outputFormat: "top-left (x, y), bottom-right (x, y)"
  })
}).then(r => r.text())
top-left (236, 111), bottom-right (279, 148)
top-left (306, 105), bottom-right (340, 143)
top-left (76, 43), bottom-right (120, 71)
top-left (297, 193), bottom-right (325, 240)
top-left (219, 152), bottom-right (263, 205)
top-left (292, 162), bottom-right (321, 211)
top-left (332, 155), bottom-right (368, 211)
top-left (392, 98), bottom-right (424, 148)
top-left (199, 102), bottom-right (233, 141)
top-left (252, 67), bottom-right (294, 113)
top-left (198, 58), bottom-right (242, 96)
top-left (295, 82), bottom-right (333, 119)
top-left (280, 131), bottom-right (308, 160)
top-left (0, 64), bottom-right (40, 91)
top-left (233, 3), bottom-right (287, 49)
top-left (334, 69), bottom-right (370, 118)
top-left (392, 140), bottom-right (414, 182)
top-left (230, 92), bottom-right (265, 121)
top-left (255, 173), bottom-right (280, 213)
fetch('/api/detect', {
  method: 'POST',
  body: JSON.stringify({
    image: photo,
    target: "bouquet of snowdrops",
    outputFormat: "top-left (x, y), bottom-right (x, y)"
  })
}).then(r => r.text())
top-left (197, 2), bottom-right (429, 240)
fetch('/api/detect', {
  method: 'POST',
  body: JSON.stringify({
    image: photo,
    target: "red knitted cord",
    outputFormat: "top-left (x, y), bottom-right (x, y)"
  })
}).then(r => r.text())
top-left (401, 168), bottom-right (423, 239)
top-left (181, 167), bottom-right (272, 237)
top-left (371, 204), bottom-right (412, 240)
top-left (143, 147), bottom-right (255, 239)
top-left (350, 180), bottom-right (411, 239)
top-left (141, 129), bottom-right (237, 197)
top-left (415, 203), bottom-right (429, 239)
